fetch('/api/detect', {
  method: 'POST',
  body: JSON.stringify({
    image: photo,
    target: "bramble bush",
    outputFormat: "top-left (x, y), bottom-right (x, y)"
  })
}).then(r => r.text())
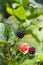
top-left (0, 0), bottom-right (43, 65)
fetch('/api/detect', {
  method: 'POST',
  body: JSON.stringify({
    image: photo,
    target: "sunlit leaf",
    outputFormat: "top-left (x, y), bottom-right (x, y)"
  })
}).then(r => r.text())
top-left (6, 7), bottom-right (14, 15)
top-left (14, 6), bottom-right (26, 20)
top-left (32, 27), bottom-right (43, 41)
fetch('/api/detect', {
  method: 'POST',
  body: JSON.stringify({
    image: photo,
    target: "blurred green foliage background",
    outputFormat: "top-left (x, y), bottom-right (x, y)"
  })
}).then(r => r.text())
top-left (0, 0), bottom-right (43, 65)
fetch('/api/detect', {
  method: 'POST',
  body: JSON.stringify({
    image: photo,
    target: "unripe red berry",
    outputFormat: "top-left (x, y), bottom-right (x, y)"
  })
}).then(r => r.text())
top-left (20, 42), bottom-right (29, 52)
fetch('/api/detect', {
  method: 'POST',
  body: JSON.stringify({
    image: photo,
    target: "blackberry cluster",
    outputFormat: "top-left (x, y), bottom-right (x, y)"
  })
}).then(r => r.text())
top-left (16, 30), bottom-right (25, 38)
top-left (29, 47), bottom-right (35, 54)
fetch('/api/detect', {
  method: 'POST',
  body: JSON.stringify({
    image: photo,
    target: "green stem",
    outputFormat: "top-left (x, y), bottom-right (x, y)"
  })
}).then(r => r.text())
top-left (18, 53), bottom-right (28, 63)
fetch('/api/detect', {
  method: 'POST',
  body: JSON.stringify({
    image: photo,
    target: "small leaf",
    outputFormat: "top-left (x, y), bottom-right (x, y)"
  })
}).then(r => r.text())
top-left (8, 26), bottom-right (16, 44)
top-left (14, 6), bottom-right (26, 20)
top-left (6, 7), bottom-right (14, 15)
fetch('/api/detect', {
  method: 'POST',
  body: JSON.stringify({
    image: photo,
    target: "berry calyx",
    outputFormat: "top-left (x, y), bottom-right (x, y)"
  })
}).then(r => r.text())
top-left (29, 47), bottom-right (35, 54)
top-left (20, 42), bottom-right (29, 52)
top-left (16, 30), bottom-right (25, 38)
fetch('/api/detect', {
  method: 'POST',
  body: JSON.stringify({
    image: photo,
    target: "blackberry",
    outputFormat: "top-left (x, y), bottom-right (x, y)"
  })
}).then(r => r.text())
top-left (16, 30), bottom-right (25, 38)
top-left (29, 47), bottom-right (35, 54)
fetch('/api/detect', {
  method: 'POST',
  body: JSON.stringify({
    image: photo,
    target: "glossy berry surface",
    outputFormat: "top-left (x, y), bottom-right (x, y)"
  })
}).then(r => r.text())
top-left (29, 47), bottom-right (35, 54)
top-left (20, 43), bottom-right (29, 52)
top-left (16, 30), bottom-right (25, 38)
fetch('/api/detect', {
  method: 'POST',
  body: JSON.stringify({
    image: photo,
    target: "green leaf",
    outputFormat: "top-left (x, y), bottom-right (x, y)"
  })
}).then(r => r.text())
top-left (5, 24), bottom-right (16, 44)
top-left (32, 20), bottom-right (43, 42)
top-left (25, 21), bottom-right (43, 42)
top-left (14, 6), bottom-right (26, 20)
top-left (22, 0), bottom-right (29, 6)
top-left (36, 15), bottom-right (43, 22)
top-left (8, 26), bottom-right (15, 44)
top-left (0, 23), bottom-right (16, 45)
top-left (5, 16), bottom-right (19, 33)
top-left (6, 6), bottom-right (26, 20)
top-left (15, 0), bottom-right (21, 3)
top-left (0, 23), bottom-right (7, 44)
top-left (6, 7), bottom-right (14, 15)
top-left (5, 16), bottom-right (20, 24)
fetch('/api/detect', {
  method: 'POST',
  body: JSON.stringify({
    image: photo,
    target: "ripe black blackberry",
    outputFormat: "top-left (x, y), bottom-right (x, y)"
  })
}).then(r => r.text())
top-left (16, 30), bottom-right (25, 38)
top-left (29, 47), bottom-right (35, 54)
